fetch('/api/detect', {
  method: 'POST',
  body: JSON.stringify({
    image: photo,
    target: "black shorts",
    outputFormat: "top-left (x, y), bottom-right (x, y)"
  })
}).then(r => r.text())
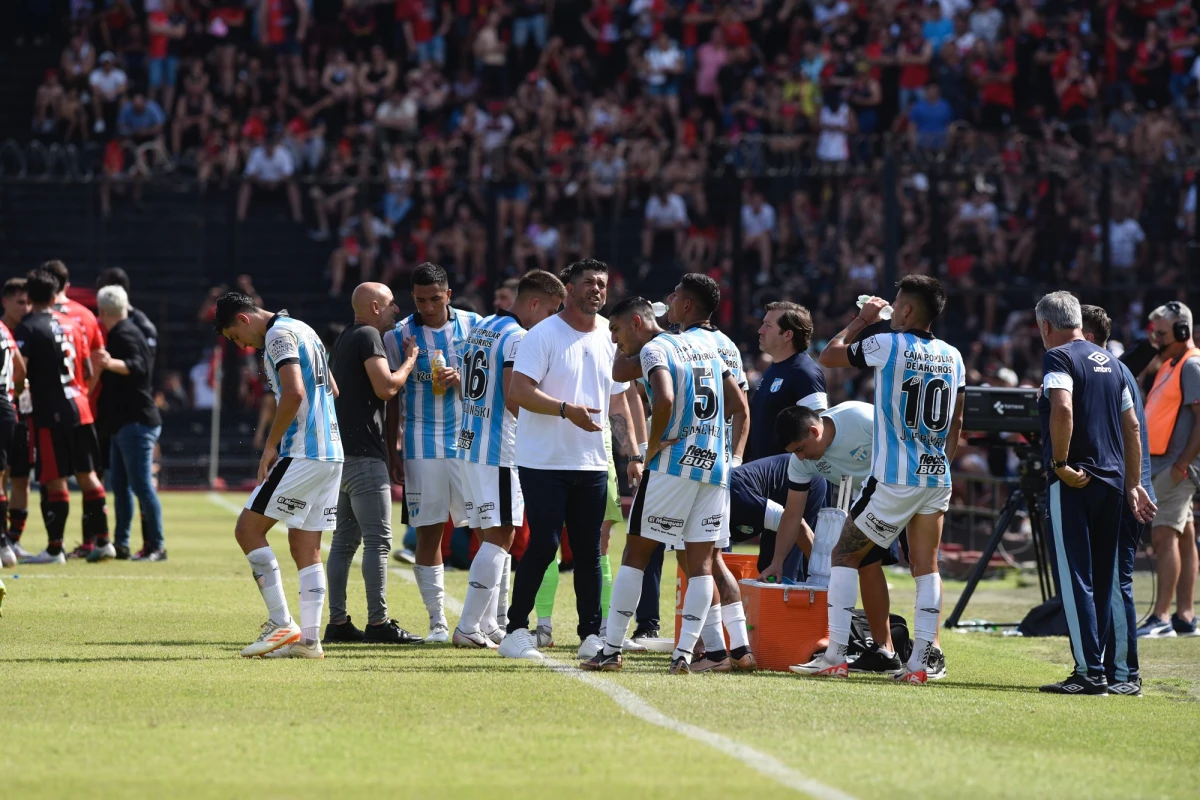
top-left (34, 423), bottom-right (101, 483)
top-left (9, 420), bottom-right (31, 479)
top-left (860, 530), bottom-right (910, 568)
top-left (0, 419), bottom-right (13, 473)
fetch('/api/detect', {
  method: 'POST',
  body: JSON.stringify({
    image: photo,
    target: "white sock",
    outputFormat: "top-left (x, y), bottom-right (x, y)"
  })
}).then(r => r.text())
top-left (297, 563), bottom-right (326, 642)
top-left (604, 566), bottom-right (643, 652)
top-left (246, 547), bottom-right (291, 626)
top-left (910, 573), bottom-right (943, 672)
top-left (721, 601), bottom-right (750, 651)
top-left (537, 616), bottom-right (553, 630)
top-left (764, 500), bottom-right (784, 532)
top-left (675, 575), bottom-right (714, 662)
top-left (413, 564), bottom-right (447, 629)
top-left (460, 542), bottom-right (504, 635)
top-left (826, 566), bottom-right (858, 663)
top-left (497, 553), bottom-right (511, 628)
top-left (701, 602), bottom-right (725, 653)
top-left (483, 586), bottom-right (499, 634)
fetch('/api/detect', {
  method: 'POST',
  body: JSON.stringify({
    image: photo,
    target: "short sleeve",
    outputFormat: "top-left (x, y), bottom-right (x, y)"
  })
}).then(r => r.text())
top-left (266, 327), bottom-right (299, 368)
top-left (1041, 348), bottom-right (1073, 394)
top-left (383, 328), bottom-right (403, 370)
top-left (513, 324), bottom-right (550, 383)
top-left (1120, 386), bottom-right (1134, 412)
top-left (639, 340), bottom-right (670, 381)
top-left (847, 333), bottom-right (890, 369)
top-left (358, 326), bottom-right (386, 363)
top-left (796, 391), bottom-right (828, 411)
top-left (502, 329), bottom-right (523, 368)
top-left (787, 454), bottom-right (813, 492)
top-left (1181, 357), bottom-right (1200, 406)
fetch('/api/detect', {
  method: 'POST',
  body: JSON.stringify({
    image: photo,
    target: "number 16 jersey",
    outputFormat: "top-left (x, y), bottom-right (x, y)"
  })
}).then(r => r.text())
top-left (640, 331), bottom-right (732, 487)
top-left (456, 310), bottom-right (524, 468)
top-left (847, 329), bottom-right (964, 488)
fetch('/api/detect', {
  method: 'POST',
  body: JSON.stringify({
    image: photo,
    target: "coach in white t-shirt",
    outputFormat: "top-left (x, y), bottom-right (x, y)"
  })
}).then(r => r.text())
top-left (498, 259), bottom-right (642, 662)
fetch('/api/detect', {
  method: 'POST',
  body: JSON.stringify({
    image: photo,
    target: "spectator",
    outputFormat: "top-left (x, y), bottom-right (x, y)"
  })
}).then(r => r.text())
top-left (1097, 207), bottom-right (1146, 281)
top-left (32, 69), bottom-right (65, 138)
top-left (89, 51), bottom-right (128, 135)
top-left (358, 45), bottom-right (398, 101)
top-left (237, 136), bottom-right (303, 223)
top-left (493, 277), bottom-right (520, 312)
top-left (644, 32), bottom-right (685, 118)
top-left (897, 21), bottom-right (933, 111)
top-left (816, 88), bottom-right (855, 163)
top-left (146, 0), bottom-right (186, 114)
top-left (908, 83), bottom-right (955, 149)
top-left (741, 190), bottom-right (776, 286)
top-left (117, 90), bottom-right (170, 172)
top-left (259, 0), bottom-right (308, 88)
top-left (588, 142), bottom-right (626, 222)
top-left (474, 11), bottom-right (509, 97)
top-left (641, 183), bottom-right (689, 271)
top-left (61, 27), bottom-right (96, 91)
top-left (329, 207), bottom-right (392, 296)
top-left (969, 0), bottom-right (1004, 44)
top-left (403, 0), bottom-right (451, 68)
top-left (171, 70), bottom-right (213, 156)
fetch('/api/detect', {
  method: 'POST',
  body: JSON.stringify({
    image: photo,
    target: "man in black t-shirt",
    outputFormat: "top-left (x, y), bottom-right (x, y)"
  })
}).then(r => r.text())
top-left (323, 282), bottom-right (423, 646)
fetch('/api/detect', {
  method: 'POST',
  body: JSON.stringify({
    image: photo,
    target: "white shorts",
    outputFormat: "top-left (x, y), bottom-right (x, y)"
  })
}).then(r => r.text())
top-left (849, 477), bottom-right (952, 548)
top-left (667, 489), bottom-right (730, 552)
top-left (629, 471), bottom-right (727, 549)
top-left (403, 457), bottom-right (467, 528)
top-left (246, 457), bottom-right (342, 532)
top-left (460, 461), bottom-right (524, 530)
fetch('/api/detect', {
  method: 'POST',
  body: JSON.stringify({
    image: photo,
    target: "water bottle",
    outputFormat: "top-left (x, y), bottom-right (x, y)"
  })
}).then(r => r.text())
top-left (652, 301), bottom-right (668, 319)
top-left (857, 295), bottom-right (892, 321)
top-left (430, 349), bottom-right (447, 396)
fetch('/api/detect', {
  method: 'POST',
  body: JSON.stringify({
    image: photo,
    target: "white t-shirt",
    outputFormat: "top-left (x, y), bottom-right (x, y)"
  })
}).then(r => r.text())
top-left (190, 360), bottom-right (215, 410)
top-left (513, 314), bottom-right (629, 471)
top-left (741, 203), bottom-right (777, 238)
top-left (1104, 219), bottom-right (1145, 269)
top-left (786, 401), bottom-right (875, 493)
top-left (89, 67), bottom-right (128, 100)
top-left (645, 43), bottom-right (683, 85)
top-left (645, 193), bottom-right (689, 228)
top-left (245, 145), bottom-right (295, 182)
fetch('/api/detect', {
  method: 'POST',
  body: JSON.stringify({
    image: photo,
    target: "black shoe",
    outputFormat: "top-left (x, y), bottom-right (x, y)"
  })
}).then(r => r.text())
top-left (631, 622), bottom-right (660, 642)
top-left (580, 648), bottom-right (623, 671)
top-left (849, 643), bottom-right (903, 675)
top-left (1108, 677), bottom-right (1143, 697)
top-left (322, 617), bottom-right (365, 644)
top-left (558, 559), bottom-right (574, 573)
top-left (362, 618), bottom-right (425, 644)
top-left (925, 646), bottom-right (947, 680)
top-left (669, 655), bottom-right (692, 675)
top-left (114, 544), bottom-right (131, 560)
top-left (1039, 673), bottom-right (1108, 695)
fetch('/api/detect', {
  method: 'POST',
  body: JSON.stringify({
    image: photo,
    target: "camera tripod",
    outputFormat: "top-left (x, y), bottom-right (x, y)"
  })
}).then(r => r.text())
top-left (944, 438), bottom-right (1057, 629)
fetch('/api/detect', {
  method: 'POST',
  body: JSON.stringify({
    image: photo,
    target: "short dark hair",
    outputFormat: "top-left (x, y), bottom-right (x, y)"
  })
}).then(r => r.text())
top-left (25, 269), bottom-right (58, 305)
top-left (3, 277), bottom-right (27, 298)
top-left (97, 267), bottom-right (131, 292)
top-left (500, 277), bottom-right (520, 292)
top-left (679, 273), bottom-right (720, 319)
top-left (211, 291), bottom-right (258, 334)
top-left (896, 274), bottom-right (946, 324)
top-left (764, 301), bottom-right (813, 351)
top-left (562, 258), bottom-right (609, 285)
top-left (1080, 304), bottom-right (1112, 346)
top-left (517, 269), bottom-right (566, 303)
top-left (610, 295), bottom-right (654, 321)
top-left (774, 405), bottom-right (822, 450)
top-left (41, 260), bottom-right (69, 292)
top-left (411, 262), bottom-right (449, 288)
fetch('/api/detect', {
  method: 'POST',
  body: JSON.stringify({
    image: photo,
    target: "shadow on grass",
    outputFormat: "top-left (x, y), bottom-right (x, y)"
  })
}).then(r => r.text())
top-left (84, 640), bottom-right (242, 647)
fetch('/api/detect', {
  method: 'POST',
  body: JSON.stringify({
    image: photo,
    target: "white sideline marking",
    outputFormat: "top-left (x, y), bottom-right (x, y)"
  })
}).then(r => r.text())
top-left (206, 492), bottom-right (853, 800)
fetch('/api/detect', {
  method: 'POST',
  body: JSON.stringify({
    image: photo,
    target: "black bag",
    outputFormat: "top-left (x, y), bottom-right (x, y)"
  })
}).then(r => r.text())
top-left (847, 610), bottom-right (913, 662)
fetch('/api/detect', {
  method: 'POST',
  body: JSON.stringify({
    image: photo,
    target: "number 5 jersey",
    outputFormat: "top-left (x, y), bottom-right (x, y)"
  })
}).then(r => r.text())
top-left (455, 310), bottom-right (524, 468)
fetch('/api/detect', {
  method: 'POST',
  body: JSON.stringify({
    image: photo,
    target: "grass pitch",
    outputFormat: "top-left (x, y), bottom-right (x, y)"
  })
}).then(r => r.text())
top-left (2, 492), bottom-right (1199, 799)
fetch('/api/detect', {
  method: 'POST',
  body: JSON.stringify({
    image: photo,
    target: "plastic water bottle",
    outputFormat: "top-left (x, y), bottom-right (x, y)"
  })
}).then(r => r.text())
top-left (857, 295), bottom-right (892, 321)
top-left (430, 349), bottom-right (447, 396)
top-left (652, 301), bottom-right (668, 318)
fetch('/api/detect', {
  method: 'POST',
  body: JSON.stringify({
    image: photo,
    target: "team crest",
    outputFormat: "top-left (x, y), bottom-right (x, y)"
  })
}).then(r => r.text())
top-left (770, 378), bottom-right (783, 393)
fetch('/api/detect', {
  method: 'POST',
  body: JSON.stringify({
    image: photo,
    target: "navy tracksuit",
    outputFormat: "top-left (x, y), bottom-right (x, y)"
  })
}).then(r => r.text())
top-left (1040, 339), bottom-right (1133, 679)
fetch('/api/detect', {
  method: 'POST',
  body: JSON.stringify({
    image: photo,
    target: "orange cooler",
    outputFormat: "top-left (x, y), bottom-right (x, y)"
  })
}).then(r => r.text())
top-left (738, 579), bottom-right (829, 671)
top-left (673, 553), bottom-right (761, 647)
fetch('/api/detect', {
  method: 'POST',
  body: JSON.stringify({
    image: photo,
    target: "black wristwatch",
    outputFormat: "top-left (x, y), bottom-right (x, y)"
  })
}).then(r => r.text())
top-left (1051, 459), bottom-right (1068, 470)
top-left (628, 453), bottom-right (645, 464)
top-left (559, 401), bottom-right (567, 418)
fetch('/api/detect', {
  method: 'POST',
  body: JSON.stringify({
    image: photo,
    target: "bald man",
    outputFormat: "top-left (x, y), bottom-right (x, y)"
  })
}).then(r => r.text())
top-left (324, 283), bottom-right (425, 645)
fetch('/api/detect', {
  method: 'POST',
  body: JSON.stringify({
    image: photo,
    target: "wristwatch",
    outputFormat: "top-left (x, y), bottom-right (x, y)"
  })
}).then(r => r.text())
top-left (1051, 459), bottom-right (1068, 470)
top-left (628, 453), bottom-right (645, 464)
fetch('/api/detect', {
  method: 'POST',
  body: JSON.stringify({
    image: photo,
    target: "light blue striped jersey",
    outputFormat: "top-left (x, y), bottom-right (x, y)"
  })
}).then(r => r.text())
top-left (640, 331), bottom-right (732, 487)
top-left (455, 311), bottom-right (524, 468)
top-left (384, 307), bottom-right (481, 460)
top-left (263, 312), bottom-right (343, 462)
top-left (682, 324), bottom-right (747, 462)
top-left (846, 329), bottom-right (964, 488)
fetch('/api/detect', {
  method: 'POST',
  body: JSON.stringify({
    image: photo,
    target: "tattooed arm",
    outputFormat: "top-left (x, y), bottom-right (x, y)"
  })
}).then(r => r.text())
top-left (608, 389), bottom-right (637, 458)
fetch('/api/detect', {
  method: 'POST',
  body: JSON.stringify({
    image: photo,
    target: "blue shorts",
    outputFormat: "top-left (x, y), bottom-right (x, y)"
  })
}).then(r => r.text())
top-left (495, 183), bottom-right (530, 202)
top-left (147, 57), bottom-right (178, 89)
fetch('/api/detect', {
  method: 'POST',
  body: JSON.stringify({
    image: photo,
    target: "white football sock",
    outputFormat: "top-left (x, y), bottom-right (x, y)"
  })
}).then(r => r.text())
top-left (537, 616), bottom-right (553, 630)
top-left (675, 575), bottom-right (714, 662)
top-left (763, 500), bottom-right (784, 532)
top-left (910, 573), bottom-right (943, 672)
top-left (297, 563), bottom-right (326, 642)
top-left (701, 602), bottom-right (725, 653)
top-left (413, 564), bottom-right (447, 629)
top-left (460, 542), bottom-right (505, 635)
top-left (721, 601), bottom-right (750, 651)
top-left (826, 566), bottom-right (858, 663)
top-left (246, 546), bottom-right (291, 626)
top-left (483, 586), bottom-right (499, 634)
top-left (604, 565), bottom-right (643, 653)
top-left (497, 553), bottom-right (511, 629)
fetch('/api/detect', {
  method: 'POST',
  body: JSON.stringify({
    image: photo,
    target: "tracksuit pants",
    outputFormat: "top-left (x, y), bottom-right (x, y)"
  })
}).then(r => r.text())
top-left (1047, 480), bottom-right (1122, 678)
top-left (1105, 501), bottom-right (1143, 683)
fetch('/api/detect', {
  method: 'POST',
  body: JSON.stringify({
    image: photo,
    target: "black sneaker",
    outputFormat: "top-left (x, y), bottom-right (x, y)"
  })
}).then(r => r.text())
top-left (580, 648), bottom-right (623, 672)
top-left (322, 617), bottom-right (365, 644)
top-left (362, 618), bottom-right (424, 644)
top-left (132, 547), bottom-right (167, 562)
top-left (1039, 673), bottom-right (1108, 695)
top-left (114, 544), bottom-right (131, 560)
top-left (1108, 677), bottom-right (1143, 697)
top-left (631, 622), bottom-right (660, 642)
top-left (558, 559), bottom-right (574, 573)
top-left (849, 643), bottom-right (903, 675)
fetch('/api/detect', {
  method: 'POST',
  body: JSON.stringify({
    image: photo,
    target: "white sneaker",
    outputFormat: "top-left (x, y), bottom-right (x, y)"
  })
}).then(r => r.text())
top-left (0, 541), bottom-right (15, 568)
top-left (10, 542), bottom-right (31, 561)
top-left (623, 638), bottom-right (648, 653)
top-left (391, 548), bottom-right (416, 564)
top-left (425, 622), bottom-right (450, 643)
top-left (535, 624), bottom-right (555, 649)
top-left (497, 627), bottom-right (544, 660)
top-left (263, 639), bottom-right (324, 659)
top-left (453, 627), bottom-right (498, 649)
top-left (485, 626), bottom-right (506, 646)
top-left (578, 634), bottom-right (604, 661)
top-left (241, 619), bottom-right (302, 657)
top-left (22, 549), bottom-right (66, 565)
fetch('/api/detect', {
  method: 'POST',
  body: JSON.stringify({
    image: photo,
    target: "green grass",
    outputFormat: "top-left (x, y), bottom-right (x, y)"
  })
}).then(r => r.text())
top-left (2, 492), bottom-right (1199, 799)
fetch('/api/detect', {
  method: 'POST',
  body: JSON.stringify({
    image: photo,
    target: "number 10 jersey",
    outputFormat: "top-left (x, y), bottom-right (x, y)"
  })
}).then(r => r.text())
top-left (456, 310), bottom-right (524, 468)
top-left (846, 329), bottom-right (965, 488)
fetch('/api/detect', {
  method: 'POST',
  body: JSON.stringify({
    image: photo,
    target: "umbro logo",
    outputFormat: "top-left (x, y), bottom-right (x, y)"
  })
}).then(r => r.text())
top-left (1062, 683), bottom-right (1085, 693)
top-left (618, 610), bottom-right (632, 617)
top-left (308, 587), bottom-right (326, 595)
top-left (682, 614), bottom-right (702, 622)
top-left (920, 607), bottom-right (940, 614)
top-left (1087, 351), bottom-right (1110, 365)
top-left (469, 581), bottom-right (486, 589)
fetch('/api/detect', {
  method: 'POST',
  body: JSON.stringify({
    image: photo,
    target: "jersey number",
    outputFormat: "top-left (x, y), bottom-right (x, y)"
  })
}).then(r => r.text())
top-left (464, 350), bottom-right (488, 401)
top-left (692, 366), bottom-right (719, 421)
top-left (900, 376), bottom-right (951, 432)
top-left (55, 329), bottom-right (77, 387)
top-left (312, 349), bottom-right (333, 395)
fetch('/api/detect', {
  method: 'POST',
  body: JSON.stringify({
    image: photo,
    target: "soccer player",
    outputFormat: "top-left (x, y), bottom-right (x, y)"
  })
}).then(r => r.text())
top-left (588, 297), bottom-right (748, 674)
top-left (0, 299), bottom-right (26, 568)
top-left (42, 260), bottom-right (105, 386)
top-left (0, 279), bottom-right (32, 561)
top-left (213, 292), bottom-right (344, 659)
top-left (798, 276), bottom-right (965, 684)
top-left (383, 263), bottom-right (481, 642)
top-left (14, 269), bottom-right (110, 563)
top-left (453, 270), bottom-right (566, 648)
